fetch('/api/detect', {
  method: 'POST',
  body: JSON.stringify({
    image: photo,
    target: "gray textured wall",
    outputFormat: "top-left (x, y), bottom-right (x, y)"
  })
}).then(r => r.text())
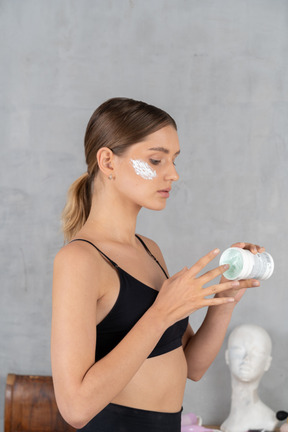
top-left (1, 0), bottom-right (287, 429)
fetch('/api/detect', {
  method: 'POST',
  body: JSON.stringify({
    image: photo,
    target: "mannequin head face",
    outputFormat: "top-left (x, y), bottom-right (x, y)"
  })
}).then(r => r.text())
top-left (225, 324), bottom-right (272, 383)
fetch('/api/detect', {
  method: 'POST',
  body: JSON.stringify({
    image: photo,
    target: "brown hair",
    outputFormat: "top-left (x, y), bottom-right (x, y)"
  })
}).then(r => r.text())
top-left (62, 97), bottom-right (177, 241)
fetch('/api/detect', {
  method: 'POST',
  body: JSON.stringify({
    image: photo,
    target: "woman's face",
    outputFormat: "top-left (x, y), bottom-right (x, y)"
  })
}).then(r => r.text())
top-left (113, 125), bottom-right (180, 211)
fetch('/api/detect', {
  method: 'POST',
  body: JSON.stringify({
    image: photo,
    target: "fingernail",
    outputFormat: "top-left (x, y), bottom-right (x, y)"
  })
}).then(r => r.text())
top-left (223, 264), bottom-right (230, 270)
top-left (231, 281), bottom-right (240, 287)
top-left (213, 248), bottom-right (220, 255)
top-left (253, 281), bottom-right (260, 287)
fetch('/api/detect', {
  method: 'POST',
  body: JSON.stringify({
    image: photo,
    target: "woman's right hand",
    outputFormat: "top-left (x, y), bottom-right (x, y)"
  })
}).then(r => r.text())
top-left (151, 248), bottom-right (239, 327)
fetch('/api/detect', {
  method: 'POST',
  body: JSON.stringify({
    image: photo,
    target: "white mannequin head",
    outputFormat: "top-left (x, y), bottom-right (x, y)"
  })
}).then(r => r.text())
top-left (225, 324), bottom-right (272, 383)
top-left (221, 325), bottom-right (277, 432)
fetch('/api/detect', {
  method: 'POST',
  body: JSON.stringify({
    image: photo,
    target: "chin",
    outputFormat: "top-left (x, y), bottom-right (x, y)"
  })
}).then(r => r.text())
top-left (144, 201), bottom-right (167, 211)
top-left (238, 372), bottom-right (254, 381)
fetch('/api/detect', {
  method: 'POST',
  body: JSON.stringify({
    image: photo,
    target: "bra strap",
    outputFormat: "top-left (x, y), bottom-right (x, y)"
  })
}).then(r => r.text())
top-left (135, 234), bottom-right (169, 279)
top-left (70, 239), bottom-right (119, 268)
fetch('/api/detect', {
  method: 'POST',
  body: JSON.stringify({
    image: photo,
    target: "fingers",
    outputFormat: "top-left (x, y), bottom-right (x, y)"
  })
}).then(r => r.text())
top-left (186, 248), bottom-right (220, 278)
top-left (205, 279), bottom-right (240, 296)
top-left (249, 244), bottom-right (265, 254)
top-left (168, 266), bottom-right (188, 281)
top-left (238, 278), bottom-right (260, 288)
top-left (204, 276), bottom-right (260, 298)
top-left (203, 296), bottom-right (236, 307)
top-left (199, 264), bottom-right (230, 285)
top-left (231, 242), bottom-right (265, 254)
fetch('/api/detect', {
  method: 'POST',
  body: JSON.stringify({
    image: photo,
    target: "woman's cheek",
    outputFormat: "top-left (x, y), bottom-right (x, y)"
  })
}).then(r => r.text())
top-left (130, 159), bottom-right (157, 180)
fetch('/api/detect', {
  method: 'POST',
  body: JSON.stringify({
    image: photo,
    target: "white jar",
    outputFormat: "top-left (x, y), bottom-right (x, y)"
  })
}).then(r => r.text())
top-left (219, 247), bottom-right (274, 281)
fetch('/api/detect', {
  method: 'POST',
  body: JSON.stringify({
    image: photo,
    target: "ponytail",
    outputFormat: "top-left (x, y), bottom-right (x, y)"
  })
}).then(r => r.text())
top-left (62, 173), bottom-right (92, 242)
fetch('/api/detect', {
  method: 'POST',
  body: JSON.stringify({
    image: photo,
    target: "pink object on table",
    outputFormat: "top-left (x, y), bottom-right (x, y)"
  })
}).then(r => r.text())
top-left (280, 423), bottom-right (288, 432)
top-left (181, 426), bottom-right (213, 432)
top-left (181, 413), bottom-right (202, 426)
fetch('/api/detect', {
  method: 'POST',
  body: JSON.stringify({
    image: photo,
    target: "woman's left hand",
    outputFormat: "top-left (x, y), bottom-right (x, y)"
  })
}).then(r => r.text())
top-left (217, 242), bottom-right (265, 303)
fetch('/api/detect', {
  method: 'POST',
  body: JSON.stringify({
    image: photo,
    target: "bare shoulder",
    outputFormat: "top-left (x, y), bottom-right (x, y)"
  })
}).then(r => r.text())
top-left (54, 240), bottom-right (102, 270)
top-left (136, 234), bottom-right (169, 276)
top-left (53, 240), bottom-right (107, 299)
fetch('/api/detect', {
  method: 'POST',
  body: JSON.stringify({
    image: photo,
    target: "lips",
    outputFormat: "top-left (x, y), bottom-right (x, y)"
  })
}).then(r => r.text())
top-left (157, 188), bottom-right (171, 198)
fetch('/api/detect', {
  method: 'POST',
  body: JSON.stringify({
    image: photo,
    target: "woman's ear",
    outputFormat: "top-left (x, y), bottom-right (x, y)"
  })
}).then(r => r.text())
top-left (97, 147), bottom-right (115, 178)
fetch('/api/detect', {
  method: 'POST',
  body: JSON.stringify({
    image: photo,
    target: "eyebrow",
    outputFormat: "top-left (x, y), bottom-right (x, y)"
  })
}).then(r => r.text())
top-left (148, 147), bottom-right (180, 156)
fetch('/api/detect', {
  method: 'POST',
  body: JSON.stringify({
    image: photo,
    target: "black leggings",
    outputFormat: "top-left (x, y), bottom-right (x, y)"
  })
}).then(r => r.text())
top-left (78, 403), bottom-right (182, 432)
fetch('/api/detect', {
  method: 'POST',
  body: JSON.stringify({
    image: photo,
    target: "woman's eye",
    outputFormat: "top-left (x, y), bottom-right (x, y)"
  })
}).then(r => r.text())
top-left (149, 159), bottom-right (161, 165)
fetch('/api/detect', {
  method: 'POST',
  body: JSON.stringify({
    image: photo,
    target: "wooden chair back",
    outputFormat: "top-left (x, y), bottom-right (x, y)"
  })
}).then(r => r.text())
top-left (4, 373), bottom-right (76, 432)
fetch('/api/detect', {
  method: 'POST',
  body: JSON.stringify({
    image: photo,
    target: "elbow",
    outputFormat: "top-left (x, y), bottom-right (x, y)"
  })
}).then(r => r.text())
top-left (66, 414), bottom-right (89, 430)
top-left (58, 404), bottom-right (90, 429)
top-left (186, 360), bottom-right (211, 382)
top-left (65, 417), bottom-right (88, 430)
top-left (59, 405), bottom-right (93, 429)
top-left (70, 419), bottom-right (91, 430)
top-left (56, 396), bottom-right (101, 429)
top-left (187, 370), bottom-right (205, 382)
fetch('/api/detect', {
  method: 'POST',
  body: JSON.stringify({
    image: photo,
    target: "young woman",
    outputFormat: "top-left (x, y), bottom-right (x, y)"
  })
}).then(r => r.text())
top-left (51, 97), bottom-right (264, 432)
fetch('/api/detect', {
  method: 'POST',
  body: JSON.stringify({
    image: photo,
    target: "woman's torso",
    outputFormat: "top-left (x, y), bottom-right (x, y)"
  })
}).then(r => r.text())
top-left (73, 233), bottom-right (188, 413)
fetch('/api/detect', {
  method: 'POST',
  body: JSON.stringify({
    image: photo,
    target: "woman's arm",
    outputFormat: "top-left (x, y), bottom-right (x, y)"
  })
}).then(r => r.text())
top-left (51, 243), bottom-right (167, 429)
top-left (183, 242), bottom-right (264, 381)
top-left (183, 301), bottom-right (237, 381)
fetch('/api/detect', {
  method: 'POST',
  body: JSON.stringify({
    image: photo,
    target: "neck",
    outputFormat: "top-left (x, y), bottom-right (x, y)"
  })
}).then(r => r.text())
top-left (82, 182), bottom-right (141, 244)
top-left (230, 376), bottom-right (260, 407)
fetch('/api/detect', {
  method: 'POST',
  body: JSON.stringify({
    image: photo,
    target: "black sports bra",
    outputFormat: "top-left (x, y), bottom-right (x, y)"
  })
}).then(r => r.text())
top-left (71, 235), bottom-right (189, 360)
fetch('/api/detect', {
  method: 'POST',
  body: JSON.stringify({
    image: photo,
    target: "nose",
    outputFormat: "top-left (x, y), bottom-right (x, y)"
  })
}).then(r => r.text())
top-left (242, 350), bottom-right (252, 363)
top-left (164, 163), bottom-right (179, 182)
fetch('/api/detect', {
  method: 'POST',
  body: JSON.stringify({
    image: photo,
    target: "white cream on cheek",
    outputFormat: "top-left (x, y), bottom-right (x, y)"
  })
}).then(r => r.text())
top-left (130, 159), bottom-right (157, 180)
